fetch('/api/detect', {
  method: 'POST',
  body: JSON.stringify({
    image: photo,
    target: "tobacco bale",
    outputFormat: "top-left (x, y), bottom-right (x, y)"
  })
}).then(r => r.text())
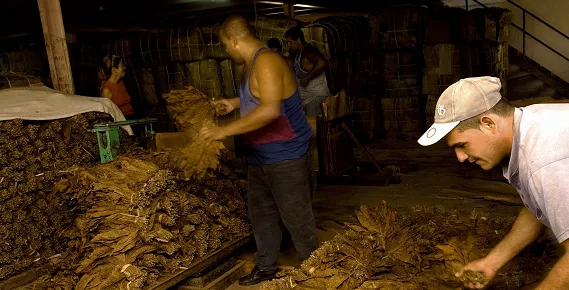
top-left (382, 52), bottom-right (420, 78)
top-left (381, 96), bottom-right (423, 139)
top-left (220, 59), bottom-right (244, 98)
top-left (201, 26), bottom-right (230, 59)
top-left (167, 27), bottom-right (204, 62)
top-left (424, 95), bottom-right (438, 127)
top-left (421, 74), bottom-right (461, 96)
top-left (0, 73), bottom-right (45, 90)
top-left (252, 17), bottom-right (301, 44)
top-left (0, 52), bottom-right (9, 73)
top-left (6, 50), bottom-right (46, 75)
top-left (423, 44), bottom-right (461, 76)
top-left (155, 63), bottom-right (186, 94)
top-left (384, 77), bottom-right (419, 98)
top-left (136, 68), bottom-right (160, 107)
top-left (368, 7), bottom-right (425, 50)
top-left (185, 59), bottom-right (223, 99)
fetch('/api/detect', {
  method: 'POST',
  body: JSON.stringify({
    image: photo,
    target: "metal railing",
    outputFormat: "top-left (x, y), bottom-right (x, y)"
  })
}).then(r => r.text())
top-left (468, 0), bottom-right (569, 63)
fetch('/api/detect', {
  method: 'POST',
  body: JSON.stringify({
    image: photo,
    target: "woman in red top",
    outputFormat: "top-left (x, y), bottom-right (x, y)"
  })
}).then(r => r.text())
top-left (100, 56), bottom-right (135, 118)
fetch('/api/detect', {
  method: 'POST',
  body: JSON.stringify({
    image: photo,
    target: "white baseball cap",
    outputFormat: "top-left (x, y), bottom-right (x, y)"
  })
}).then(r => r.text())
top-left (418, 76), bottom-right (503, 146)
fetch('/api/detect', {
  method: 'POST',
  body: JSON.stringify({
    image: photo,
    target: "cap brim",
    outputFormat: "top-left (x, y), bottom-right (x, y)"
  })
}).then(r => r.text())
top-left (417, 121), bottom-right (460, 146)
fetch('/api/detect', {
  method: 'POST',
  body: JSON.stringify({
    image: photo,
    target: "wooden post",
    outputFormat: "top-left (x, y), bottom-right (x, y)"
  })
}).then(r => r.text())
top-left (37, 0), bottom-right (74, 94)
top-left (283, 3), bottom-right (294, 18)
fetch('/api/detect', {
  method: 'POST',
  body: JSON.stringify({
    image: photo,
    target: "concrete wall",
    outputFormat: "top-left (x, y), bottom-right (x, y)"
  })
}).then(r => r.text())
top-left (444, 0), bottom-right (569, 83)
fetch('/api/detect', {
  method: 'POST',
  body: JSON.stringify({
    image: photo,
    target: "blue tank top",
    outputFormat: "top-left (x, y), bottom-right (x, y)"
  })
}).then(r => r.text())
top-left (239, 47), bottom-right (312, 165)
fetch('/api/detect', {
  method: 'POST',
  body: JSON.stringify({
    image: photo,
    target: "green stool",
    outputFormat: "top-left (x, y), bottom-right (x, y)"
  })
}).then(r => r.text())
top-left (89, 118), bottom-right (158, 164)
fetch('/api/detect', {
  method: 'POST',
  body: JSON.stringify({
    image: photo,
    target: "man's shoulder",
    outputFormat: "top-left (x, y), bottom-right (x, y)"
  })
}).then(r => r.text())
top-left (254, 50), bottom-right (289, 71)
top-left (302, 44), bottom-right (323, 56)
top-left (519, 104), bottom-right (569, 174)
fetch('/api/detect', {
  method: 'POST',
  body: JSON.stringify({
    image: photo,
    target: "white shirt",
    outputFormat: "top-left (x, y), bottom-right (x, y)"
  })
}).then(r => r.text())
top-left (503, 104), bottom-right (569, 243)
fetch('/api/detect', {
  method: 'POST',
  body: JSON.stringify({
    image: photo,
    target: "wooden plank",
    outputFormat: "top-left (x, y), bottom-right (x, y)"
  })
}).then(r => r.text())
top-left (179, 261), bottom-right (247, 290)
top-left (181, 258), bottom-right (236, 288)
top-left (147, 234), bottom-right (253, 290)
top-left (37, 0), bottom-right (74, 94)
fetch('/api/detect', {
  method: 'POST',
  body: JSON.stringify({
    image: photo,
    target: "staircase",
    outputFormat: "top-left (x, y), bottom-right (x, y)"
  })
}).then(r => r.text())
top-left (469, 0), bottom-right (569, 102)
top-left (506, 47), bottom-right (569, 102)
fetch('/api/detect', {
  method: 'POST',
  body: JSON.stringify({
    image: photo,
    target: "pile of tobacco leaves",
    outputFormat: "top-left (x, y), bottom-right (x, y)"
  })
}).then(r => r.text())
top-left (159, 86), bottom-right (226, 180)
top-left (13, 156), bottom-right (250, 290)
top-left (0, 87), bottom-right (252, 289)
top-left (0, 112), bottom-right (124, 281)
top-left (262, 202), bottom-right (559, 290)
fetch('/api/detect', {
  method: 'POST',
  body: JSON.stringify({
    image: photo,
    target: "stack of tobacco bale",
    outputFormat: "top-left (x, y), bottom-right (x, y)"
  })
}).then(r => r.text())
top-left (422, 44), bottom-right (461, 127)
top-left (302, 16), bottom-right (370, 138)
top-left (369, 6), bottom-right (426, 139)
top-left (422, 8), bottom-right (464, 127)
top-left (0, 112), bottom-right (121, 282)
top-left (252, 17), bottom-right (301, 45)
top-left (19, 155), bottom-right (249, 290)
top-left (262, 202), bottom-right (556, 290)
top-left (1, 90), bottom-right (251, 289)
top-left (303, 16), bottom-right (369, 96)
top-left (461, 8), bottom-right (512, 97)
top-left (0, 72), bottom-right (45, 90)
top-left (4, 49), bottom-right (47, 76)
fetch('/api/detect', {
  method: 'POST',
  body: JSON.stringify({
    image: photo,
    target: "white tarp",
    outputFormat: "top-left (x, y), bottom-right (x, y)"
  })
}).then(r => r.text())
top-left (0, 86), bottom-right (133, 135)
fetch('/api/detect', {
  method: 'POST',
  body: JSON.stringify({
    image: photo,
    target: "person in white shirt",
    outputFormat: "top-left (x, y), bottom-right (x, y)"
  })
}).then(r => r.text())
top-left (418, 76), bottom-right (569, 290)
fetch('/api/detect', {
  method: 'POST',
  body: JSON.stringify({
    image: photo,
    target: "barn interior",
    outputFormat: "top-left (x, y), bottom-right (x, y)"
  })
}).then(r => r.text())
top-left (1, 0), bottom-right (568, 289)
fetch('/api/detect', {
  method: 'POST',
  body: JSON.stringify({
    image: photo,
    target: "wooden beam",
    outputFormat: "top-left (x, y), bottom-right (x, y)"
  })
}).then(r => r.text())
top-left (37, 0), bottom-right (74, 94)
top-left (283, 3), bottom-right (294, 17)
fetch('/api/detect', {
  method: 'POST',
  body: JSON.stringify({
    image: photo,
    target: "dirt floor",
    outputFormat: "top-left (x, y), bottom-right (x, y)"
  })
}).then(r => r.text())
top-left (226, 139), bottom-right (526, 289)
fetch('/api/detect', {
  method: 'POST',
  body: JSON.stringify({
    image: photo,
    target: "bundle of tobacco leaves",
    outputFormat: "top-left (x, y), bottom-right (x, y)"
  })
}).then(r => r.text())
top-left (0, 112), bottom-right (127, 282)
top-left (262, 202), bottom-right (555, 290)
top-left (160, 86), bottom-right (226, 180)
top-left (16, 155), bottom-right (249, 290)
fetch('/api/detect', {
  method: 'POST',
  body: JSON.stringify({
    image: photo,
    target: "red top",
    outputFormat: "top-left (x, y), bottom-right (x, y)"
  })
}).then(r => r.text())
top-left (103, 81), bottom-right (134, 116)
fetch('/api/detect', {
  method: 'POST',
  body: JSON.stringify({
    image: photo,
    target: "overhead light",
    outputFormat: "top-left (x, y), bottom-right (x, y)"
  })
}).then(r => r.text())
top-left (293, 4), bottom-right (323, 8)
top-left (258, 1), bottom-right (283, 4)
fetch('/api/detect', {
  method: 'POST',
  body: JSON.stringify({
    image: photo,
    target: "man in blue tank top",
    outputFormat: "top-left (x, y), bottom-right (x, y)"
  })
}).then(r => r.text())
top-left (200, 15), bottom-right (318, 286)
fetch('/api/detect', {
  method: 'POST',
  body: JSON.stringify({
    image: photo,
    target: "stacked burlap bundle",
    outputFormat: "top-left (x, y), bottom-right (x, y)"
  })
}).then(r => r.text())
top-left (185, 59), bottom-right (223, 99)
top-left (220, 59), bottom-right (244, 98)
top-left (168, 27), bottom-right (204, 62)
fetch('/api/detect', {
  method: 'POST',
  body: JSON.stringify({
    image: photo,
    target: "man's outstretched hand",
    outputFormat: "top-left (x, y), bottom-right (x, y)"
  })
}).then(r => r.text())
top-left (212, 99), bottom-right (235, 116)
top-left (456, 258), bottom-right (498, 289)
top-left (199, 125), bottom-right (227, 142)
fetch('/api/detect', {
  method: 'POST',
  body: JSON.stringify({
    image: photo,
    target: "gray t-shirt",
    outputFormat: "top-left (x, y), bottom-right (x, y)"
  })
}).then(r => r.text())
top-left (503, 104), bottom-right (569, 243)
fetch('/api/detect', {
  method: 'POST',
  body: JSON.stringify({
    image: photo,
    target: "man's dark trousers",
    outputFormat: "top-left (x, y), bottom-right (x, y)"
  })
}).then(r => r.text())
top-left (247, 152), bottom-right (318, 272)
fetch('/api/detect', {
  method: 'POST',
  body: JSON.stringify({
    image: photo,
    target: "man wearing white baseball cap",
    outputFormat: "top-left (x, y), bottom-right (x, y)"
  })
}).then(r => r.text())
top-left (419, 76), bottom-right (569, 289)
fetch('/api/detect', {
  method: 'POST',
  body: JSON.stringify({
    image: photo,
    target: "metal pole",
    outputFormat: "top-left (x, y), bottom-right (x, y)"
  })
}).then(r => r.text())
top-left (523, 10), bottom-right (526, 58)
top-left (465, 0), bottom-right (469, 11)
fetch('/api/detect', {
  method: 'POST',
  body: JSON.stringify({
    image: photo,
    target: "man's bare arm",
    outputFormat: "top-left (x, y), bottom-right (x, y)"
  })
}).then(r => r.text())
top-left (484, 207), bottom-right (545, 270)
top-left (301, 48), bottom-right (327, 82)
top-left (458, 207), bottom-right (545, 289)
top-left (225, 97), bottom-right (240, 109)
top-left (222, 53), bottom-right (283, 137)
top-left (534, 239), bottom-right (569, 289)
